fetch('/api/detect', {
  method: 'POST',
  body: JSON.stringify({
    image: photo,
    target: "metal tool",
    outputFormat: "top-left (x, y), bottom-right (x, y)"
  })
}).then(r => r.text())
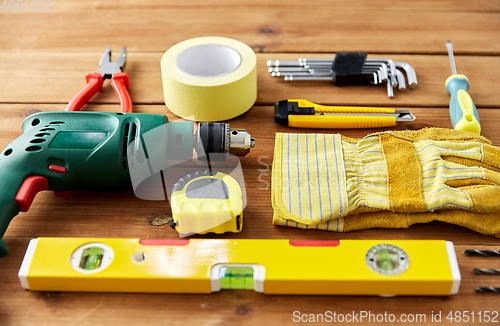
top-left (393, 61), bottom-right (418, 88)
top-left (473, 269), bottom-right (500, 276)
top-left (464, 249), bottom-right (500, 257)
top-left (367, 59), bottom-right (397, 87)
top-left (268, 52), bottom-right (418, 98)
top-left (394, 69), bottom-right (407, 90)
top-left (170, 171), bottom-right (243, 236)
top-left (274, 99), bottom-right (415, 129)
top-left (66, 47), bottom-right (132, 113)
top-left (445, 41), bottom-right (481, 134)
top-left (476, 287), bottom-right (500, 293)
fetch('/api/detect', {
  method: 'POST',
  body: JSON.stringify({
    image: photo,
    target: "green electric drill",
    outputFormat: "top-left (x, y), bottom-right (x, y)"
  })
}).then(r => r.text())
top-left (0, 111), bottom-right (254, 257)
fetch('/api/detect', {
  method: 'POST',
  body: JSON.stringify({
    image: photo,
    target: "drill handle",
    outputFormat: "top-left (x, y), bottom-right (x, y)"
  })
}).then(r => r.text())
top-left (0, 174), bottom-right (50, 257)
top-left (0, 192), bottom-right (22, 257)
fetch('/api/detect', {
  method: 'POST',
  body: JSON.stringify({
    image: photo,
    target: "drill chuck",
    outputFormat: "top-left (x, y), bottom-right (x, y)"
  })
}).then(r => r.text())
top-left (229, 129), bottom-right (255, 156)
top-left (196, 122), bottom-right (254, 159)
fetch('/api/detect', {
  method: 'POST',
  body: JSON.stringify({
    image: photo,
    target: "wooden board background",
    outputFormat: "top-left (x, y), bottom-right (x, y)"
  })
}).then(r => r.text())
top-left (0, 1), bottom-right (499, 325)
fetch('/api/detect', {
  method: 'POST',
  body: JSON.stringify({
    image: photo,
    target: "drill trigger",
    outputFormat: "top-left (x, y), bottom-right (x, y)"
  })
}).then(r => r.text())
top-left (14, 176), bottom-right (49, 212)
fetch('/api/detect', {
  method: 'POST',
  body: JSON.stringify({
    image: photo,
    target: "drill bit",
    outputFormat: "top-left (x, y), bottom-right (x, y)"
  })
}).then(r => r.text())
top-left (463, 249), bottom-right (500, 257)
top-left (473, 268), bottom-right (500, 275)
top-left (475, 287), bottom-right (500, 293)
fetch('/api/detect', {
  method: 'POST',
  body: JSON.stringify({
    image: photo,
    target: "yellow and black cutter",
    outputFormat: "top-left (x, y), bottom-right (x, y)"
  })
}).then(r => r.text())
top-left (275, 99), bottom-right (415, 129)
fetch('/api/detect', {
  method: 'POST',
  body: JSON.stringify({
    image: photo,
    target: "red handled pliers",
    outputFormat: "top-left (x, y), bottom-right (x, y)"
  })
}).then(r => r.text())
top-left (65, 46), bottom-right (132, 113)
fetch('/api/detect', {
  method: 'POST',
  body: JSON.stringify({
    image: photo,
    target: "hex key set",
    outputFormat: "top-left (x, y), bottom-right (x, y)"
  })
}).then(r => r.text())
top-left (268, 52), bottom-right (417, 98)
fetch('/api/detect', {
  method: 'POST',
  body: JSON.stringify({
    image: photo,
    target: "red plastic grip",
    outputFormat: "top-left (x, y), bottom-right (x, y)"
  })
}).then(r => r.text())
top-left (111, 72), bottom-right (132, 113)
top-left (14, 176), bottom-right (49, 212)
top-left (48, 165), bottom-right (67, 174)
top-left (65, 72), bottom-right (103, 112)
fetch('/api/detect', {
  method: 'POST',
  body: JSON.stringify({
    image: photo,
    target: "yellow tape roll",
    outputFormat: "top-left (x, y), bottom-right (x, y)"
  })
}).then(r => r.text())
top-left (161, 37), bottom-right (257, 122)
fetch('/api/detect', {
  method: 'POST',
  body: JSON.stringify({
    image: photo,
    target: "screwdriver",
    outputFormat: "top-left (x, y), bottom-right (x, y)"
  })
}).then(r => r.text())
top-left (445, 41), bottom-right (481, 134)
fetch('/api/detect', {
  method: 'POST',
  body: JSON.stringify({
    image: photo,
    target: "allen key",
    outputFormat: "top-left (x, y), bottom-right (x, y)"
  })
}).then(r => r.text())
top-left (367, 59), bottom-right (397, 87)
top-left (394, 61), bottom-right (418, 88)
top-left (364, 62), bottom-right (388, 81)
top-left (268, 52), bottom-right (417, 98)
top-left (362, 66), bottom-right (385, 84)
top-left (395, 69), bottom-right (406, 91)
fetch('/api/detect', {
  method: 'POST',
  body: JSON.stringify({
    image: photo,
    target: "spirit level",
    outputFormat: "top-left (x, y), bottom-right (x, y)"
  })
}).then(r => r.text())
top-left (19, 238), bottom-right (460, 296)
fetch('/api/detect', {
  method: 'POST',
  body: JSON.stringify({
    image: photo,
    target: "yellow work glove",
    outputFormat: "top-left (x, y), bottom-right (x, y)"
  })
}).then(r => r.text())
top-left (272, 128), bottom-right (500, 236)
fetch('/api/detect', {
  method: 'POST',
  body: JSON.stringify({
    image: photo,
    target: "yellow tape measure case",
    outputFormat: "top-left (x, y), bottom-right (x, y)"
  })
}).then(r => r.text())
top-left (170, 171), bottom-right (243, 235)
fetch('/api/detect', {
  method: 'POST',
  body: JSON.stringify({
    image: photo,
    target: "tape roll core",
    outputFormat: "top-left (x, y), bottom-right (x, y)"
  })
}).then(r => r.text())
top-left (175, 44), bottom-right (242, 78)
top-left (161, 37), bottom-right (257, 122)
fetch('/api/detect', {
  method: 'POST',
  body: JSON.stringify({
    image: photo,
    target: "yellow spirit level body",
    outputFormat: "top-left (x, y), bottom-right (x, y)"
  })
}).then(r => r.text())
top-left (19, 238), bottom-right (460, 296)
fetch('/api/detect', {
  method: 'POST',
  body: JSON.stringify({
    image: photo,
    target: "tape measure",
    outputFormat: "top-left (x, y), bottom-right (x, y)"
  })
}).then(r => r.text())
top-left (19, 238), bottom-right (461, 296)
top-left (170, 171), bottom-right (243, 235)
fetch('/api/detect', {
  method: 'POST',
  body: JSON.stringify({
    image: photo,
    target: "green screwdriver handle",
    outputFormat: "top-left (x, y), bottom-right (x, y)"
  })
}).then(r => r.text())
top-left (445, 41), bottom-right (481, 134)
top-left (446, 74), bottom-right (481, 134)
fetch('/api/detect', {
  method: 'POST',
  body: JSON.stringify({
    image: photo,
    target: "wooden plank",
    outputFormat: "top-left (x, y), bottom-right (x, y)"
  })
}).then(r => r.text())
top-left (50, 0), bottom-right (500, 11)
top-left (0, 52), bottom-right (499, 107)
top-left (0, 1), bottom-right (499, 324)
top-left (0, 9), bottom-right (498, 54)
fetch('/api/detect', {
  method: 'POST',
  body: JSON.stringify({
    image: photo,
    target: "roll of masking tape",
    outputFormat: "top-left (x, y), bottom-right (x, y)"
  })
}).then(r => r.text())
top-left (161, 37), bottom-right (257, 122)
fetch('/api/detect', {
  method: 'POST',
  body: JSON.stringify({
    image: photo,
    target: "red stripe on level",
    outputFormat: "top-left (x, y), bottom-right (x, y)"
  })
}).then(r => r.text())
top-left (140, 239), bottom-right (190, 246)
top-left (289, 240), bottom-right (340, 247)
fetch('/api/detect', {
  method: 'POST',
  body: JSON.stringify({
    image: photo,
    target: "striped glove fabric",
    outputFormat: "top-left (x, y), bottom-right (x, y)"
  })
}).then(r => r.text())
top-left (271, 128), bottom-right (500, 236)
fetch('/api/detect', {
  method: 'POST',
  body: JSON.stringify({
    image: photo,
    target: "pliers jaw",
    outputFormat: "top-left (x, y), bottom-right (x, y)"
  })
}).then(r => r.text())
top-left (65, 46), bottom-right (132, 113)
top-left (97, 46), bottom-right (127, 79)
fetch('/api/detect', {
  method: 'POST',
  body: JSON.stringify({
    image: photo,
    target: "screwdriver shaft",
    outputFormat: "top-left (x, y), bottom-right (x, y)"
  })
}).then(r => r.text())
top-left (446, 41), bottom-right (457, 75)
top-left (464, 249), bottom-right (500, 257)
